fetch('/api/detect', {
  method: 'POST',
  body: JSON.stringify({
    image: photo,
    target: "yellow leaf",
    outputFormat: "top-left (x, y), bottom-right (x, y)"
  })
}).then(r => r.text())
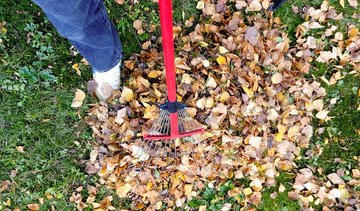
top-left (147, 181), bottom-right (153, 190)
top-left (116, 183), bottom-right (132, 198)
top-left (1, 26), bottom-right (7, 34)
top-left (243, 187), bottom-right (253, 196)
top-left (220, 91), bottom-right (230, 103)
top-left (339, 0), bottom-right (345, 7)
top-left (120, 87), bottom-right (135, 103)
top-left (241, 85), bottom-right (254, 98)
top-left (71, 89), bottom-right (86, 108)
top-left (216, 55), bottom-right (227, 65)
top-left (148, 70), bottom-right (162, 78)
top-left (196, 1), bottom-right (205, 9)
top-left (275, 133), bottom-right (283, 142)
top-left (277, 124), bottom-right (287, 134)
top-left (288, 126), bottom-right (299, 139)
top-left (348, 28), bottom-right (359, 38)
top-left (184, 184), bottom-right (193, 198)
top-left (72, 63), bottom-right (81, 76)
top-left (4, 198), bottom-right (11, 206)
top-left (143, 105), bottom-right (158, 119)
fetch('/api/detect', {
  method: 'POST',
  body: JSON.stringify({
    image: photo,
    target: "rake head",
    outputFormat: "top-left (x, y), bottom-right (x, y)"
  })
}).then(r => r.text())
top-left (145, 106), bottom-right (205, 140)
top-left (131, 102), bottom-right (205, 162)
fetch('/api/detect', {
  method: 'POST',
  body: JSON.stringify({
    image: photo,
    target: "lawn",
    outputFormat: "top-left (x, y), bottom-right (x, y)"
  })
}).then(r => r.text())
top-left (0, 0), bottom-right (359, 210)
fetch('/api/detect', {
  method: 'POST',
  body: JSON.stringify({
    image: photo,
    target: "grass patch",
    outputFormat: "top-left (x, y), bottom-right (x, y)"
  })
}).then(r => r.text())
top-left (0, 89), bottom-right (93, 209)
top-left (259, 173), bottom-right (300, 211)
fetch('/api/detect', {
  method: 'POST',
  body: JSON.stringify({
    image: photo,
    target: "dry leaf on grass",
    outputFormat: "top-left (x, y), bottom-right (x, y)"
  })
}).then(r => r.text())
top-left (71, 89), bottom-right (86, 108)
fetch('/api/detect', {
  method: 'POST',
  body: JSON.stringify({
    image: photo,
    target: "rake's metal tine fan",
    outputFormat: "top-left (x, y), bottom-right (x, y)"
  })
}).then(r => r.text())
top-left (132, 0), bottom-right (205, 162)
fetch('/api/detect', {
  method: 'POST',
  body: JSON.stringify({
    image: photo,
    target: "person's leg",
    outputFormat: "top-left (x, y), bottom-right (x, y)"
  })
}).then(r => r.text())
top-left (32, 0), bottom-right (123, 101)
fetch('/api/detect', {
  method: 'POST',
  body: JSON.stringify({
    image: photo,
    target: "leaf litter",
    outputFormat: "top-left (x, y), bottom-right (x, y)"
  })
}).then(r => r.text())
top-left (66, 0), bottom-right (360, 210)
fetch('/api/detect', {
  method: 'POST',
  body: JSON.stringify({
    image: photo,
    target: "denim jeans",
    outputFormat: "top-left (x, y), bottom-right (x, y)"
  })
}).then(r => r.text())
top-left (32, 0), bottom-right (123, 72)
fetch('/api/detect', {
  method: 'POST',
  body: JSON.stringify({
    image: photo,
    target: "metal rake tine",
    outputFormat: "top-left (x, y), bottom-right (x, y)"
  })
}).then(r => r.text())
top-left (151, 111), bottom-right (165, 134)
top-left (164, 110), bottom-right (170, 134)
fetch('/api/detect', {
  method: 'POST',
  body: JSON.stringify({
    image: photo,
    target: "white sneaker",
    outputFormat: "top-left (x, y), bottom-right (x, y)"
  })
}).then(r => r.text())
top-left (93, 61), bottom-right (121, 101)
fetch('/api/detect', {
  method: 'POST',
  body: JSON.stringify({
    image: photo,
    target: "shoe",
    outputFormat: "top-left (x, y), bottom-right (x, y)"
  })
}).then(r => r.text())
top-left (93, 61), bottom-right (121, 101)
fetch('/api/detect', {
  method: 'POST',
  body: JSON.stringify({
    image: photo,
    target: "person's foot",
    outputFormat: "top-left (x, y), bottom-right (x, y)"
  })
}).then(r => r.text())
top-left (93, 61), bottom-right (121, 101)
top-left (269, 0), bottom-right (287, 11)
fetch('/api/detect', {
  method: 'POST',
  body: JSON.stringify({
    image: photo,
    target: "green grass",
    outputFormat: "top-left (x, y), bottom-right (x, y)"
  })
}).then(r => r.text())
top-left (1, 0), bottom-right (359, 209)
top-left (0, 89), bottom-right (93, 209)
top-left (259, 173), bottom-right (300, 211)
top-left (0, 1), bottom-right (95, 209)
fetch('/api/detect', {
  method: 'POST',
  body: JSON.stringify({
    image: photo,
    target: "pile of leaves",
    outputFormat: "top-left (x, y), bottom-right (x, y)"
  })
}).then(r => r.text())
top-left (77, 0), bottom-right (360, 210)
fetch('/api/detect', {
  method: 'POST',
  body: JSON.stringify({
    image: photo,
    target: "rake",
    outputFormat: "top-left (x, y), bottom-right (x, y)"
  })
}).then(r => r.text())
top-left (132, 0), bottom-right (205, 162)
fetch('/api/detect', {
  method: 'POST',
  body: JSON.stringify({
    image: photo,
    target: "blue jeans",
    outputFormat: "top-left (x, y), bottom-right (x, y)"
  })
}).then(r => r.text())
top-left (32, 0), bottom-right (123, 72)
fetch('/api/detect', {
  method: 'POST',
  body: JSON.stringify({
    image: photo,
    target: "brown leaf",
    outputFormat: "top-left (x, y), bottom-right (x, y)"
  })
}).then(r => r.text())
top-left (27, 203), bottom-right (40, 211)
top-left (133, 20), bottom-right (142, 30)
top-left (245, 27), bottom-right (259, 46)
top-left (115, 0), bottom-right (124, 4)
top-left (327, 173), bottom-right (345, 184)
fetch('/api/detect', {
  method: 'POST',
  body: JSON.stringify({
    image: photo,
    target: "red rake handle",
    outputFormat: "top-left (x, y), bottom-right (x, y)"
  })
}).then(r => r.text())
top-left (159, 0), bottom-right (179, 137)
top-left (159, 0), bottom-right (177, 102)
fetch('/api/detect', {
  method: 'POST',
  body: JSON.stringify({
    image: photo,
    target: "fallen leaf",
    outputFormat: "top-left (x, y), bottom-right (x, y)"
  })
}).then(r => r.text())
top-left (148, 70), bottom-right (162, 78)
top-left (181, 74), bottom-right (193, 84)
top-left (90, 149), bottom-right (98, 164)
top-left (133, 20), bottom-right (142, 30)
top-left (120, 87), bottom-right (135, 103)
top-left (245, 27), bottom-right (259, 46)
top-left (339, 0), bottom-right (345, 7)
top-left (315, 110), bottom-right (329, 120)
top-left (243, 187), bottom-right (253, 196)
top-left (116, 183), bottom-right (132, 198)
top-left (27, 203), bottom-right (40, 211)
top-left (115, 108), bottom-right (127, 125)
top-left (206, 76), bottom-right (217, 88)
top-left (348, 0), bottom-right (358, 7)
top-left (278, 184), bottom-right (285, 192)
top-left (16, 146), bottom-right (25, 153)
top-left (216, 55), bottom-right (227, 65)
top-left (115, 0), bottom-right (124, 4)
top-left (351, 169), bottom-right (360, 178)
top-left (327, 173), bottom-right (345, 184)
top-left (72, 63), bottom-right (81, 76)
top-left (271, 73), bottom-right (283, 84)
top-left (246, 0), bottom-right (262, 12)
top-left (71, 89), bottom-right (86, 108)
top-left (241, 85), bottom-right (254, 98)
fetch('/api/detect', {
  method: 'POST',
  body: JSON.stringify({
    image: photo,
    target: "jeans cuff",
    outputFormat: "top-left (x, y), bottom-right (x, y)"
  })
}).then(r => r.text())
top-left (92, 49), bottom-right (123, 73)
